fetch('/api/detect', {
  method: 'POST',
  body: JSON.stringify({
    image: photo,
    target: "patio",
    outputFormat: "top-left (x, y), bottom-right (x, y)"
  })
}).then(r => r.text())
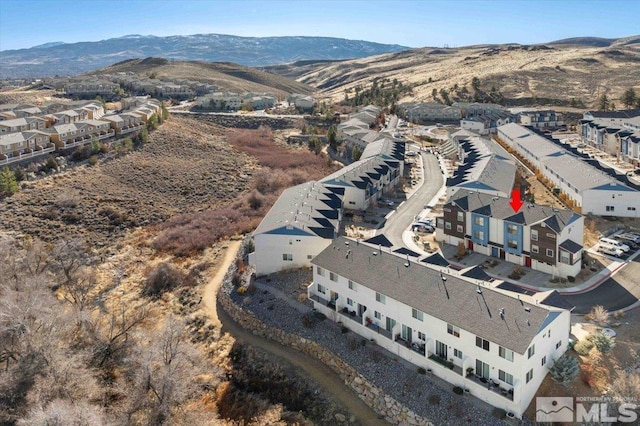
top-left (466, 373), bottom-right (514, 401)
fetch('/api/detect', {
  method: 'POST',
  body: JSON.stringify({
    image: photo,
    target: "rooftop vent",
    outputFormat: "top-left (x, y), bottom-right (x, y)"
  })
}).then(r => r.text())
top-left (476, 285), bottom-right (482, 294)
top-left (524, 307), bottom-right (531, 312)
top-left (372, 251), bottom-right (378, 256)
top-left (499, 308), bottom-right (505, 319)
top-left (345, 241), bottom-right (350, 246)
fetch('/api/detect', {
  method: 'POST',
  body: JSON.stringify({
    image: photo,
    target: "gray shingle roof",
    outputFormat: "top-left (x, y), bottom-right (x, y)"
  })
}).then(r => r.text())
top-left (253, 181), bottom-right (341, 238)
top-left (448, 189), bottom-right (580, 231)
top-left (313, 237), bottom-right (563, 354)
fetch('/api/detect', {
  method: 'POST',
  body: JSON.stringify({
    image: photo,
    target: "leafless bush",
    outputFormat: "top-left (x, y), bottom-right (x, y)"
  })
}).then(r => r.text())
top-left (143, 262), bottom-right (185, 299)
top-left (585, 305), bottom-right (609, 325)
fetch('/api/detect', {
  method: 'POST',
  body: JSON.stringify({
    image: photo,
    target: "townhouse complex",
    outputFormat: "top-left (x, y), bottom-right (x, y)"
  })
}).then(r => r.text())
top-left (498, 123), bottom-right (640, 217)
top-left (579, 109), bottom-right (640, 166)
top-left (309, 236), bottom-right (572, 418)
top-left (0, 97), bottom-right (160, 165)
top-left (196, 91), bottom-right (276, 111)
top-left (436, 190), bottom-right (584, 278)
top-left (250, 106), bottom-right (404, 276)
top-left (57, 73), bottom-right (217, 100)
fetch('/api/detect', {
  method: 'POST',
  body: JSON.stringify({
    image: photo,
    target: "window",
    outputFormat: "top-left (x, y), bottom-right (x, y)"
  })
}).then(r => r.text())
top-left (316, 266), bottom-right (325, 276)
top-left (474, 216), bottom-right (484, 226)
top-left (447, 324), bottom-right (460, 337)
top-left (307, 254), bottom-right (313, 259)
top-left (374, 311), bottom-right (382, 320)
top-left (454, 348), bottom-right (463, 359)
top-left (457, 211), bottom-right (464, 222)
top-left (628, 207), bottom-right (637, 211)
top-left (526, 369), bottom-right (534, 383)
top-left (347, 298), bottom-right (354, 306)
top-left (507, 239), bottom-right (518, 249)
top-left (329, 272), bottom-right (338, 282)
top-left (317, 283), bottom-right (326, 294)
top-left (531, 244), bottom-right (539, 254)
top-left (560, 251), bottom-right (570, 264)
top-left (412, 308), bottom-right (424, 321)
top-left (445, 221), bottom-right (452, 230)
top-left (499, 346), bottom-right (514, 362)
top-left (528, 344), bottom-right (535, 359)
top-left (531, 229), bottom-right (538, 241)
top-left (418, 331), bottom-right (426, 341)
top-left (556, 340), bottom-right (562, 349)
top-left (606, 205), bottom-right (615, 212)
top-left (507, 224), bottom-right (518, 234)
top-left (474, 230), bottom-right (484, 240)
top-left (282, 253), bottom-right (293, 261)
top-left (546, 249), bottom-right (554, 258)
top-left (541, 356), bottom-right (547, 366)
top-left (499, 369), bottom-right (514, 385)
top-left (546, 233), bottom-right (556, 239)
top-left (376, 292), bottom-right (386, 304)
top-left (476, 337), bottom-right (490, 351)
top-left (457, 224), bottom-right (464, 233)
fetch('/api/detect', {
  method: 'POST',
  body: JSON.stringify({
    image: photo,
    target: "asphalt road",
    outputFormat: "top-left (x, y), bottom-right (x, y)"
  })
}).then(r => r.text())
top-left (383, 152), bottom-right (443, 248)
top-left (563, 256), bottom-right (640, 314)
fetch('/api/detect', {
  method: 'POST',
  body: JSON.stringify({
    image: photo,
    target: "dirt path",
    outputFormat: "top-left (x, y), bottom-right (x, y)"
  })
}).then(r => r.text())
top-left (201, 242), bottom-right (388, 426)
top-left (201, 240), bottom-right (242, 327)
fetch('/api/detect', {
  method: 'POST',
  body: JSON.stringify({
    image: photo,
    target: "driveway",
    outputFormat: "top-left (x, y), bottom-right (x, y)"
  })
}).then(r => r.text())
top-left (383, 152), bottom-right (442, 248)
top-left (563, 256), bottom-right (640, 314)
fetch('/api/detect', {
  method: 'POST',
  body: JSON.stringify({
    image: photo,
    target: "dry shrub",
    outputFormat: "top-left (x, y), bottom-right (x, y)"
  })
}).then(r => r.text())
top-left (143, 262), bottom-right (185, 298)
top-left (154, 126), bottom-right (338, 256)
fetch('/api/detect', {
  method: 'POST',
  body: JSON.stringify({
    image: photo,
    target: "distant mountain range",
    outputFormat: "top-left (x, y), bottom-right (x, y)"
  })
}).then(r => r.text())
top-left (0, 33), bottom-right (408, 78)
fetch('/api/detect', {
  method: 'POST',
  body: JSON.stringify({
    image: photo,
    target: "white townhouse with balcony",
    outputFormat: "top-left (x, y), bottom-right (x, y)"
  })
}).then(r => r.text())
top-left (436, 190), bottom-right (584, 278)
top-left (309, 236), bottom-right (572, 419)
top-left (250, 181), bottom-right (344, 276)
top-left (498, 123), bottom-right (640, 217)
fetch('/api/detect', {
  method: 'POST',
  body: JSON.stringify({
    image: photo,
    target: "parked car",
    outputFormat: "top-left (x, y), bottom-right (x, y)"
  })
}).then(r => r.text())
top-left (599, 237), bottom-right (630, 253)
top-left (617, 233), bottom-right (640, 244)
top-left (598, 244), bottom-right (624, 258)
top-left (412, 223), bottom-right (435, 233)
top-left (406, 150), bottom-right (417, 157)
top-left (614, 234), bottom-right (639, 249)
top-left (384, 199), bottom-right (395, 207)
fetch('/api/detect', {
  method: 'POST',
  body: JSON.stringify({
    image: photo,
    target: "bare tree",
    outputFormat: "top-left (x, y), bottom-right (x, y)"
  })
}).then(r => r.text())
top-left (89, 306), bottom-right (149, 368)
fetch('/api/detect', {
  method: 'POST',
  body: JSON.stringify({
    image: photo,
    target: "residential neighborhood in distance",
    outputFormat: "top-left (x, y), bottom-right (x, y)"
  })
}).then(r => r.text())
top-left (1, 2), bottom-right (639, 424)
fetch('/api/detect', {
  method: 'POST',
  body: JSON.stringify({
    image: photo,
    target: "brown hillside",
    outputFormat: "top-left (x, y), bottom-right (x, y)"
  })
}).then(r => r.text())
top-left (292, 42), bottom-right (640, 107)
top-left (93, 58), bottom-right (314, 96)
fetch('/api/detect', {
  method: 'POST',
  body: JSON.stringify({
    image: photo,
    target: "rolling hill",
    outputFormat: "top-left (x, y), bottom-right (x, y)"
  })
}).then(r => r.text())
top-left (280, 36), bottom-right (640, 108)
top-left (0, 33), bottom-right (408, 78)
top-left (92, 58), bottom-right (314, 96)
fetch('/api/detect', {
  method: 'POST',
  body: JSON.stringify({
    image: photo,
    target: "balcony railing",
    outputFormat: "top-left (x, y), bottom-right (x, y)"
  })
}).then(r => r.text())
top-left (427, 354), bottom-right (463, 375)
top-left (338, 307), bottom-right (362, 325)
top-left (395, 336), bottom-right (426, 356)
top-left (0, 146), bottom-right (56, 165)
top-left (466, 374), bottom-right (514, 401)
top-left (364, 321), bottom-right (392, 339)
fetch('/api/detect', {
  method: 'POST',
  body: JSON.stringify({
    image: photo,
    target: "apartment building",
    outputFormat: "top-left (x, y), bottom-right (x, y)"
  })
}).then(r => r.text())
top-left (0, 131), bottom-right (54, 163)
top-left (516, 110), bottom-right (565, 130)
top-left (498, 123), bottom-right (640, 217)
top-left (309, 236), bottom-right (571, 418)
top-left (320, 138), bottom-right (404, 210)
top-left (446, 136), bottom-right (517, 198)
top-left (250, 181), bottom-right (343, 276)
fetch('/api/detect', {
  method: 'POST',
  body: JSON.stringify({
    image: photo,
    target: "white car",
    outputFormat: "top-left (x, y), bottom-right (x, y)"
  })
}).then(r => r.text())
top-left (385, 200), bottom-right (395, 207)
top-left (598, 244), bottom-right (624, 258)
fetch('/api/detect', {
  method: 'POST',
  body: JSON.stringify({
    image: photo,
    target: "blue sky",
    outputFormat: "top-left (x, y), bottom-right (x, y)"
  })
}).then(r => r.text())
top-left (1, 0), bottom-right (638, 51)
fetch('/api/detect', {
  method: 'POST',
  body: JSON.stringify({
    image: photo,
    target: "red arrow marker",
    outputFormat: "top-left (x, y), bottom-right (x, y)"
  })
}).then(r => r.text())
top-left (509, 189), bottom-right (523, 212)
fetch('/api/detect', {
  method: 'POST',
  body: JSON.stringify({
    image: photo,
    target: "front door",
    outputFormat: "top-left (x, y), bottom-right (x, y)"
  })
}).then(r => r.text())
top-left (402, 324), bottom-right (412, 342)
top-left (476, 359), bottom-right (490, 379)
top-left (467, 239), bottom-right (474, 250)
top-left (525, 256), bottom-right (532, 267)
top-left (491, 246), bottom-right (499, 257)
top-left (500, 249), bottom-right (506, 260)
top-left (386, 317), bottom-right (396, 332)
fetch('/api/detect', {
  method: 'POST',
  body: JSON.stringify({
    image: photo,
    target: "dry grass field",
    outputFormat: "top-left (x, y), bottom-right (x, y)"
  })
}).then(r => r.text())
top-left (294, 41), bottom-right (640, 108)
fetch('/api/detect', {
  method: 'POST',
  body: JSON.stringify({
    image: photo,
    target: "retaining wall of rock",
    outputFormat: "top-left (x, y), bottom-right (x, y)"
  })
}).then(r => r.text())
top-left (218, 243), bottom-right (434, 426)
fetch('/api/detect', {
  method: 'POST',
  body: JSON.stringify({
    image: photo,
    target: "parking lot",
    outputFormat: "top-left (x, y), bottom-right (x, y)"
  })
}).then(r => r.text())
top-left (592, 231), bottom-right (640, 261)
